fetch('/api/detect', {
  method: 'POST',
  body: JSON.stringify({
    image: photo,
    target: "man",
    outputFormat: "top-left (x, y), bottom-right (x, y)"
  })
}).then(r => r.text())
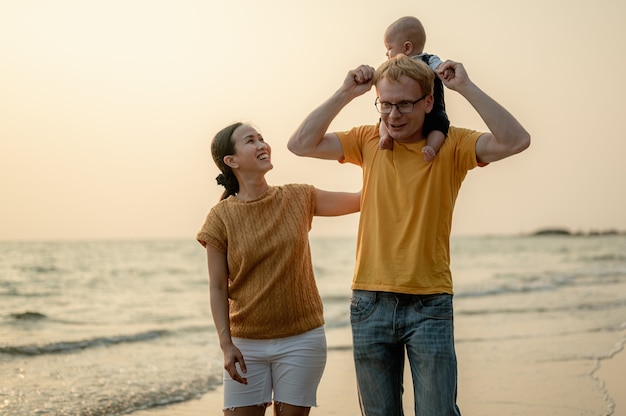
top-left (287, 55), bottom-right (530, 415)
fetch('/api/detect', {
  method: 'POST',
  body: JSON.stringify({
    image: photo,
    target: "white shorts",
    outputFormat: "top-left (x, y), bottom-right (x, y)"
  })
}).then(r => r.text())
top-left (223, 326), bottom-right (327, 410)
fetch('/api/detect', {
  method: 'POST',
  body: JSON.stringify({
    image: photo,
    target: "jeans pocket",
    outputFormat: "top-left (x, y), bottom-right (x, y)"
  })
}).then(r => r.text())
top-left (350, 290), bottom-right (377, 323)
top-left (414, 294), bottom-right (453, 320)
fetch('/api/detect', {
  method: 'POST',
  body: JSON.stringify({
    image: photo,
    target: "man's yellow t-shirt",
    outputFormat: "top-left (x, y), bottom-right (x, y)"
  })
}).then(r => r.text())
top-left (337, 125), bottom-right (482, 295)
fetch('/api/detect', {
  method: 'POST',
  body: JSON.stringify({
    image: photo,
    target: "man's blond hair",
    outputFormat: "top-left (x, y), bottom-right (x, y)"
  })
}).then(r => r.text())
top-left (374, 54), bottom-right (434, 95)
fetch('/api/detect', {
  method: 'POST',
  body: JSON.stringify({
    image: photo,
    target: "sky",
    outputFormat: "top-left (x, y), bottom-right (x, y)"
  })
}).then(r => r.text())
top-left (1, 0), bottom-right (625, 241)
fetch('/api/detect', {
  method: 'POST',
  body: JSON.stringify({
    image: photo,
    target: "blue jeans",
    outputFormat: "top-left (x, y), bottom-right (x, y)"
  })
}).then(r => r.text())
top-left (350, 291), bottom-right (461, 416)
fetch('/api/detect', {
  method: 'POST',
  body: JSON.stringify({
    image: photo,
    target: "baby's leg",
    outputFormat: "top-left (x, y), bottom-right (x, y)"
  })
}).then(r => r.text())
top-left (422, 146), bottom-right (436, 161)
top-left (379, 136), bottom-right (394, 150)
top-left (423, 130), bottom-right (445, 161)
top-left (378, 120), bottom-right (394, 150)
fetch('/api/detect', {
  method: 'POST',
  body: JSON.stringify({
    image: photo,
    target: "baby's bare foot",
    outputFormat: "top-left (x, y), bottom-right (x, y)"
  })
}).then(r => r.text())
top-left (379, 136), bottom-right (394, 150)
top-left (422, 146), bottom-right (436, 161)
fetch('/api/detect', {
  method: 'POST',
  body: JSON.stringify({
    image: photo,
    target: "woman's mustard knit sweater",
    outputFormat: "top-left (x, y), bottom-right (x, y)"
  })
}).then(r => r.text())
top-left (197, 184), bottom-right (325, 339)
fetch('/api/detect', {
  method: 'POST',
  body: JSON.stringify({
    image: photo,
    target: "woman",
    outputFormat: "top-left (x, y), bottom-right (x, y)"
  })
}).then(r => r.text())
top-left (196, 122), bottom-right (360, 415)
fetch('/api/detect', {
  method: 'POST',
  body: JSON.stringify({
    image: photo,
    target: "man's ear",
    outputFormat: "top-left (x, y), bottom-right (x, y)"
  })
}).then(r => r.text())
top-left (404, 41), bottom-right (414, 56)
top-left (424, 94), bottom-right (434, 114)
top-left (223, 155), bottom-right (238, 169)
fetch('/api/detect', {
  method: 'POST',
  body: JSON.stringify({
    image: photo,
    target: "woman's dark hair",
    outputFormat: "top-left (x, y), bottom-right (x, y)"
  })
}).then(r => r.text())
top-left (211, 122), bottom-right (242, 200)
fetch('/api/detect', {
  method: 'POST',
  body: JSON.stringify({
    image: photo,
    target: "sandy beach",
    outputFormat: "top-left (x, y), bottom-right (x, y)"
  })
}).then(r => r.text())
top-left (131, 325), bottom-right (625, 416)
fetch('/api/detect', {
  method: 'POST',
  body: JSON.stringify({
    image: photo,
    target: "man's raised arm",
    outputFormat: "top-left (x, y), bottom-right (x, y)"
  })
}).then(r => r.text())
top-left (437, 60), bottom-right (531, 163)
top-left (288, 65), bottom-right (375, 160)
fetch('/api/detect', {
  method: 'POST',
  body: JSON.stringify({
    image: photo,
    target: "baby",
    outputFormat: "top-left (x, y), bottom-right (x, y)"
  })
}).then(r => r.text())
top-left (379, 16), bottom-right (449, 161)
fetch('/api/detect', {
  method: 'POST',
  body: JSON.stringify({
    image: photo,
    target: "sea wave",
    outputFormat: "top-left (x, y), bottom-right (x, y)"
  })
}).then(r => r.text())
top-left (456, 270), bottom-right (626, 299)
top-left (0, 330), bottom-right (173, 356)
top-left (0, 374), bottom-right (222, 416)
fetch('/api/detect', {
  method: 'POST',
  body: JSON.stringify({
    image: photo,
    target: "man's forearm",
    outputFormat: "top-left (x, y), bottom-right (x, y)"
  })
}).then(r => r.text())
top-left (289, 65), bottom-right (374, 159)
top-left (287, 88), bottom-right (353, 159)
top-left (461, 82), bottom-right (530, 155)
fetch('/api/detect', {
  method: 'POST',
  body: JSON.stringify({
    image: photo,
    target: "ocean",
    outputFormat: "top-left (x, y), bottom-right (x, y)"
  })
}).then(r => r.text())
top-left (1, 235), bottom-right (625, 415)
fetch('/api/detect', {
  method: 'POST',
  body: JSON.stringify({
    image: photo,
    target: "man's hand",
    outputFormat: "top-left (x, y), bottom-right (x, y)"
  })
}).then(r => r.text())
top-left (436, 60), bottom-right (471, 92)
top-left (342, 64), bottom-right (375, 98)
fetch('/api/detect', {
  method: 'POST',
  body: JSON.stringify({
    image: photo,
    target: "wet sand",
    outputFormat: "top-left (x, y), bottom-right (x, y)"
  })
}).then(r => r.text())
top-left (131, 324), bottom-right (625, 415)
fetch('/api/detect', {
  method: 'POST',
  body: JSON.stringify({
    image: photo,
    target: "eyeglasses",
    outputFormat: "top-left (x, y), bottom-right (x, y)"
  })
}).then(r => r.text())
top-left (374, 94), bottom-right (428, 114)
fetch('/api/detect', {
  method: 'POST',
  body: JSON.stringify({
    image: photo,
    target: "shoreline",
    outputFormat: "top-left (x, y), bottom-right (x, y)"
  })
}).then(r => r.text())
top-left (130, 327), bottom-right (626, 416)
top-left (595, 340), bottom-right (626, 415)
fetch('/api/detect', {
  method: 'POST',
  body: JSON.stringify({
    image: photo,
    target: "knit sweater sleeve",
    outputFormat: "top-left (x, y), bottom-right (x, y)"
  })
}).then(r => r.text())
top-left (196, 203), bottom-right (228, 251)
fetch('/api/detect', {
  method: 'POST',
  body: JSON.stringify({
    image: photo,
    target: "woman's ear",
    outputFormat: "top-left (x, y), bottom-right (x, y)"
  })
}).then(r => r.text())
top-left (223, 155), bottom-right (238, 169)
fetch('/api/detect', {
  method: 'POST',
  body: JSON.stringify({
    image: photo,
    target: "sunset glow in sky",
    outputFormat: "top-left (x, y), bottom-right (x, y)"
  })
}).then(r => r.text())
top-left (2, 0), bottom-right (625, 240)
